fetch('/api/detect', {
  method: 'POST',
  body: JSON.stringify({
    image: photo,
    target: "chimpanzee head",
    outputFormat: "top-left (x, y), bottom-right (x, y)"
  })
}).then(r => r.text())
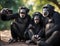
top-left (42, 4), bottom-right (54, 17)
top-left (0, 8), bottom-right (13, 14)
top-left (33, 12), bottom-right (43, 24)
top-left (18, 6), bottom-right (29, 18)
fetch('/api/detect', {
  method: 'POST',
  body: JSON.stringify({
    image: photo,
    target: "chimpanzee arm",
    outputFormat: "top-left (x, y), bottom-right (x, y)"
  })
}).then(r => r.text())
top-left (38, 28), bottom-right (45, 38)
top-left (46, 12), bottom-right (60, 37)
top-left (1, 13), bottom-right (18, 21)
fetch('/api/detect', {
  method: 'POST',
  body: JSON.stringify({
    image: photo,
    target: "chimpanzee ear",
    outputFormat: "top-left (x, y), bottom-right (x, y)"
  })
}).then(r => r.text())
top-left (26, 8), bottom-right (30, 13)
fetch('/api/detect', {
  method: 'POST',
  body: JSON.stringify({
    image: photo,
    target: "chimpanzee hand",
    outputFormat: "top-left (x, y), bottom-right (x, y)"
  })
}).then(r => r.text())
top-left (34, 35), bottom-right (39, 39)
top-left (32, 35), bottom-right (39, 41)
top-left (0, 8), bottom-right (12, 15)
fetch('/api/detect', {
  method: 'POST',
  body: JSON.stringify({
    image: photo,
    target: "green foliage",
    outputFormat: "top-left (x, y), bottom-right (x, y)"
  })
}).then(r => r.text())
top-left (0, 20), bottom-right (12, 30)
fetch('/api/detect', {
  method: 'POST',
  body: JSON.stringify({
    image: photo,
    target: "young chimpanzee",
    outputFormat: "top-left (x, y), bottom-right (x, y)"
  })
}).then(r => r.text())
top-left (25, 12), bottom-right (45, 44)
top-left (38, 4), bottom-right (60, 46)
top-left (0, 7), bottom-right (31, 43)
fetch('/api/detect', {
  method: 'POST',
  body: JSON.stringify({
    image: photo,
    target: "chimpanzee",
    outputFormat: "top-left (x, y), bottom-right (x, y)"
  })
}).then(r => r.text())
top-left (38, 4), bottom-right (60, 46)
top-left (25, 12), bottom-right (45, 44)
top-left (0, 7), bottom-right (31, 43)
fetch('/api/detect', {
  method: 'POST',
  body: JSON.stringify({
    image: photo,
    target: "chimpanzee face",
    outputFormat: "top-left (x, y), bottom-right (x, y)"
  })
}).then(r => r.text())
top-left (42, 8), bottom-right (49, 17)
top-left (34, 16), bottom-right (40, 24)
top-left (19, 9), bottom-right (26, 18)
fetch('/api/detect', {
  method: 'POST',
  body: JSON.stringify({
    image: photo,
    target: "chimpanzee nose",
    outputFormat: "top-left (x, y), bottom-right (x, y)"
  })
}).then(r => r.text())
top-left (44, 12), bottom-right (47, 15)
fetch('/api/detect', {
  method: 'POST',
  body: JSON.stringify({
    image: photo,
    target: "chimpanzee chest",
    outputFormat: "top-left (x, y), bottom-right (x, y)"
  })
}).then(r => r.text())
top-left (15, 17), bottom-right (29, 32)
top-left (45, 18), bottom-right (55, 31)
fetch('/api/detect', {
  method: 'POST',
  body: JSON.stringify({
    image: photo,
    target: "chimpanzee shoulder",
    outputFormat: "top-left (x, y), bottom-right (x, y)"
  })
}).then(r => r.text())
top-left (53, 11), bottom-right (60, 24)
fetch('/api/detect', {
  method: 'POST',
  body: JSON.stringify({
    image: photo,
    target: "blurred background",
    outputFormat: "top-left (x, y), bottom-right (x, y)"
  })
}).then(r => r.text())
top-left (0, 0), bottom-right (60, 30)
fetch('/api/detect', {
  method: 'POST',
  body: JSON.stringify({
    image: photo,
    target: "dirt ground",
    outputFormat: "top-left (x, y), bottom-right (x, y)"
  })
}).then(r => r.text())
top-left (0, 30), bottom-right (38, 46)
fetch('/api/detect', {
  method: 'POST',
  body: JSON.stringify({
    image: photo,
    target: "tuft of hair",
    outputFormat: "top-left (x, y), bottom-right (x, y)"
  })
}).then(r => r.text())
top-left (18, 6), bottom-right (29, 13)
